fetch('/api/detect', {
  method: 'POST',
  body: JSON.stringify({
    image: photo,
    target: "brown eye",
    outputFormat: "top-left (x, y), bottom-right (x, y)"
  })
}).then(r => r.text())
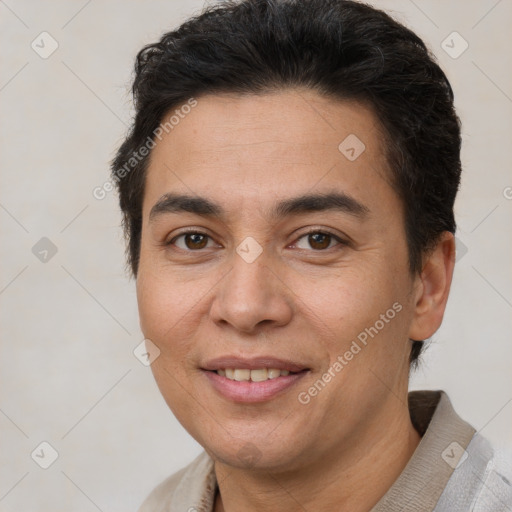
top-left (307, 233), bottom-right (331, 250)
top-left (294, 231), bottom-right (343, 251)
top-left (184, 233), bottom-right (208, 249)
top-left (170, 232), bottom-right (213, 250)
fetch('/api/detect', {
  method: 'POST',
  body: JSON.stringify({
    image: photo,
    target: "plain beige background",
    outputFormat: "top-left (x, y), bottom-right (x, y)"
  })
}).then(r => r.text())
top-left (1, 1), bottom-right (511, 510)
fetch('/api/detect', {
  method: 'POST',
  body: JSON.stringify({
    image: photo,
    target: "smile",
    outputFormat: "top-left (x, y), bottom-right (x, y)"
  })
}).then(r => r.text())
top-left (216, 368), bottom-right (292, 381)
top-left (203, 368), bottom-right (309, 403)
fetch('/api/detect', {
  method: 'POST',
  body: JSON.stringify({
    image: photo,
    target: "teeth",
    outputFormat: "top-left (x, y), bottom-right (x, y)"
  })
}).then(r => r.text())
top-left (216, 368), bottom-right (293, 381)
top-left (233, 369), bottom-right (250, 381)
top-left (250, 369), bottom-right (268, 382)
top-left (267, 369), bottom-right (281, 379)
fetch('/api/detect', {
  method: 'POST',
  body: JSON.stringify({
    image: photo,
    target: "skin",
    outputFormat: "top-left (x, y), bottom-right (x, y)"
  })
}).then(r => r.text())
top-left (136, 89), bottom-right (456, 512)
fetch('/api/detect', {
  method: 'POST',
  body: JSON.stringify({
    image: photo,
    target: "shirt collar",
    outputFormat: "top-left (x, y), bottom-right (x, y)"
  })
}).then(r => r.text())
top-left (370, 390), bottom-right (476, 511)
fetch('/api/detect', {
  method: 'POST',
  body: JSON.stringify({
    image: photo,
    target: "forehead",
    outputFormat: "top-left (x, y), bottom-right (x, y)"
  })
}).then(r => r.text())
top-left (142, 89), bottom-right (394, 219)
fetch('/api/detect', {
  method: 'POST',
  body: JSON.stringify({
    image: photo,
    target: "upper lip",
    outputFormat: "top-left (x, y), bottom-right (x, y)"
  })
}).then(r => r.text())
top-left (202, 356), bottom-right (309, 373)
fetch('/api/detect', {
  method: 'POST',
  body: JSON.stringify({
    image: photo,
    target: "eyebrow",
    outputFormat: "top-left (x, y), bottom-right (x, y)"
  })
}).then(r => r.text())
top-left (149, 191), bottom-right (370, 223)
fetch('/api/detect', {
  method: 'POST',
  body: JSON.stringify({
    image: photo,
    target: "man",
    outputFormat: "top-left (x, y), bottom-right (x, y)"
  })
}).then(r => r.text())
top-left (111, 0), bottom-right (512, 510)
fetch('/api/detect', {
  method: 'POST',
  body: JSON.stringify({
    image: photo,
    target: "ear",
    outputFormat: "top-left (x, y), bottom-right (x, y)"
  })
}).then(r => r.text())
top-left (408, 232), bottom-right (456, 341)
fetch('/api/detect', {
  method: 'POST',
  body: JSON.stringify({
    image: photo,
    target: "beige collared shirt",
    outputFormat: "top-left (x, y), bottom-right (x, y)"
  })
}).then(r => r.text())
top-left (138, 390), bottom-right (512, 511)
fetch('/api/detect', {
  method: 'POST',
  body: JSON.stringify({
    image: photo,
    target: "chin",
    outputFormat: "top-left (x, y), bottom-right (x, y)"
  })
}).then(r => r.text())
top-left (204, 436), bottom-right (309, 473)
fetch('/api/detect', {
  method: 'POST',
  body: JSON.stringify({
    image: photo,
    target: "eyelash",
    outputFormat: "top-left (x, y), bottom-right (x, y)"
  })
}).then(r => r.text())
top-left (166, 228), bottom-right (347, 252)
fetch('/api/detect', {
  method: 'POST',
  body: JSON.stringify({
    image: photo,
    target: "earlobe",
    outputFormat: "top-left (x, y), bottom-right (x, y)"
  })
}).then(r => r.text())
top-left (408, 232), bottom-right (456, 341)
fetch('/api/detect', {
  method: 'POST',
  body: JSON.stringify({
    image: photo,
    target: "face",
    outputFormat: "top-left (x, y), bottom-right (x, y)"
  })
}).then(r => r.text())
top-left (136, 89), bottom-right (421, 472)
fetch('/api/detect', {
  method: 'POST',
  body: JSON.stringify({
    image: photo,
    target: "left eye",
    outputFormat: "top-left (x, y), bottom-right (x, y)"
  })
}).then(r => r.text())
top-left (170, 232), bottom-right (217, 250)
top-left (294, 232), bottom-right (342, 251)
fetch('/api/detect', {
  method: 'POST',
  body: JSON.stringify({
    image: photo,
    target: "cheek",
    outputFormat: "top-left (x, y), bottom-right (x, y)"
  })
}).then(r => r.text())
top-left (298, 265), bottom-right (408, 363)
top-left (300, 268), bottom-right (384, 330)
top-left (136, 273), bottom-right (166, 338)
top-left (136, 268), bottom-right (188, 348)
top-left (136, 264), bottom-right (214, 362)
top-left (136, 273), bottom-right (195, 406)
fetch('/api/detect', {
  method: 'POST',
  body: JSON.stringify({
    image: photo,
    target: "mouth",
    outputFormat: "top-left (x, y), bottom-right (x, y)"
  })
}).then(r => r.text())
top-left (201, 357), bottom-right (310, 403)
top-left (213, 368), bottom-right (298, 381)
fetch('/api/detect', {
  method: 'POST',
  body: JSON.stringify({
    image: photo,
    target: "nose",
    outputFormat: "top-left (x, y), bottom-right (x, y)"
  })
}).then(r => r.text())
top-left (209, 247), bottom-right (294, 334)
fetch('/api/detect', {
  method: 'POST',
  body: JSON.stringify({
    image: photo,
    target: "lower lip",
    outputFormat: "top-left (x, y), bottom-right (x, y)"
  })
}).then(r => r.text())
top-left (203, 370), bottom-right (308, 403)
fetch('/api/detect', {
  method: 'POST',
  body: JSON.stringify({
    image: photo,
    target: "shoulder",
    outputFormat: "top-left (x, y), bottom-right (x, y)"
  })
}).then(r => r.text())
top-left (137, 451), bottom-right (216, 512)
top-left (435, 433), bottom-right (512, 511)
top-left (473, 442), bottom-right (512, 509)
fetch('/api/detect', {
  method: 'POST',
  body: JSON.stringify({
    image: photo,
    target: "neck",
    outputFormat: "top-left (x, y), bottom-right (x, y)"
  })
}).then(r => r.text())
top-left (213, 395), bottom-right (421, 512)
